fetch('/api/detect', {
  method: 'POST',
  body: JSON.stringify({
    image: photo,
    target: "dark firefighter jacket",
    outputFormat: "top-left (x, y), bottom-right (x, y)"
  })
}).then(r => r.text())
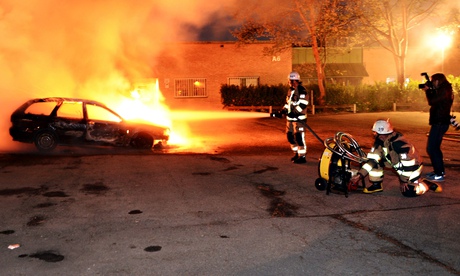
top-left (358, 132), bottom-right (422, 183)
top-left (284, 85), bottom-right (308, 121)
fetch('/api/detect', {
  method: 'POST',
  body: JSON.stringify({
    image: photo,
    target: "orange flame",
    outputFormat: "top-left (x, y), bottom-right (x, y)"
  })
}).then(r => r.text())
top-left (103, 79), bottom-right (269, 153)
top-left (104, 78), bottom-right (193, 150)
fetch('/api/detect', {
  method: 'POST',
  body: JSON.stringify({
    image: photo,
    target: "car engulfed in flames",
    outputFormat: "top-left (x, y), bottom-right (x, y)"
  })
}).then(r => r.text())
top-left (9, 97), bottom-right (170, 152)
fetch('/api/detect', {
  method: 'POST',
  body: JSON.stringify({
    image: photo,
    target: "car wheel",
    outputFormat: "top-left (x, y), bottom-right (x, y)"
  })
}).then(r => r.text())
top-left (34, 130), bottom-right (58, 152)
top-left (131, 133), bottom-right (154, 149)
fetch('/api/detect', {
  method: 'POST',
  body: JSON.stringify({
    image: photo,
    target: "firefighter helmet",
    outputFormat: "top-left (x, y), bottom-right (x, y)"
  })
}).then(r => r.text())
top-left (288, 71), bottom-right (301, 81)
top-left (372, 119), bottom-right (394, 134)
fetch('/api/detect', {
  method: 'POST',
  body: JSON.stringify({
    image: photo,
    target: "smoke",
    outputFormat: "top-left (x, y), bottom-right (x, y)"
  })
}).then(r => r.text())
top-left (0, 0), bottom-right (236, 152)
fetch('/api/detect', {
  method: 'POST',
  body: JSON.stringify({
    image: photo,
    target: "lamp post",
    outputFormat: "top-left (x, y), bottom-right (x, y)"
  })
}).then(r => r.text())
top-left (437, 33), bottom-right (452, 73)
top-left (441, 46), bottom-right (445, 72)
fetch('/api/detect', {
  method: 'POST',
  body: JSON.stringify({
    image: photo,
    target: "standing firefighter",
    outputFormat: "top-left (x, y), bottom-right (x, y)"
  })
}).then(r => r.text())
top-left (350, 119), bottom-right (442, 197)
top-left (283, 71), bottom-right (309, 164)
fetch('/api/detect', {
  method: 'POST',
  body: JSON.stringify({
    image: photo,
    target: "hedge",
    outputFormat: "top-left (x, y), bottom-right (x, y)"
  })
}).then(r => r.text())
top-left (220, 75), bottom-right (460, 112)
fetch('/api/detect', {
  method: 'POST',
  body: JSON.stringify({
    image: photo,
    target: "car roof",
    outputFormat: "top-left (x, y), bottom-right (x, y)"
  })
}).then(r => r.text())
top-left (13, 97), bottom-right (116, 116)
top-left (29, 97), bottom-right (107, 107)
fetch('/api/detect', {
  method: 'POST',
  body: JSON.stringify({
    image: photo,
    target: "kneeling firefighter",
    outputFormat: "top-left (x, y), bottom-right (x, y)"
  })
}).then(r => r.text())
top-left (350, 119), bottom-right (442, 197)
top-left (283, 71), bottom-right (309, 164)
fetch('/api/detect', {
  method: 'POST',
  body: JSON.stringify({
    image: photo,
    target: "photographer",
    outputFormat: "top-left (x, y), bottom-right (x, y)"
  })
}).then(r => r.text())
top-left (421, 73), bottom-right (453, 182)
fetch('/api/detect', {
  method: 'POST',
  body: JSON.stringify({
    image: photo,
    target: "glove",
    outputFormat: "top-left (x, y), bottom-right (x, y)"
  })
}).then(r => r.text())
top-left (348, 173), bottom-right (363, 191)
top-left (399, 182), bottom-right (409, 193)
top-left (350, 173), bottom-right (362, 185)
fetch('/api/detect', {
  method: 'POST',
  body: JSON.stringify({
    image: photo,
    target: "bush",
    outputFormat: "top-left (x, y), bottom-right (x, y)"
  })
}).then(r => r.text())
top-left (220, 84), bottom-right (287, 107)
top-left (220, 75), bottom-right (460, 112)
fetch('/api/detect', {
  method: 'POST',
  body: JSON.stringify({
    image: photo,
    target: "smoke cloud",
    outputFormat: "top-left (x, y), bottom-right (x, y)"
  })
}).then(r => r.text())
top-left (0, 0), bottom-right (236, 152)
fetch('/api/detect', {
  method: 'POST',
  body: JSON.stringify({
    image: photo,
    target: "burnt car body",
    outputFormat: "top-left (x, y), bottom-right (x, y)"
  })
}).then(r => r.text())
top-left (9, 97), bottom-right (170, 152)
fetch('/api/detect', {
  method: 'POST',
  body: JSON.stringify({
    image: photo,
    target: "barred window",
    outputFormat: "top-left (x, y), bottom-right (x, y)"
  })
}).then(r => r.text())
top-left (174, 78), bottom-right (207, 98)
top-left (228, 77), bottom-right (259, 87)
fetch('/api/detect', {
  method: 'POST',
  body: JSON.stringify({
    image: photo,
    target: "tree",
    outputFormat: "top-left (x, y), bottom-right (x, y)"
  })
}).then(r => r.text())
top-left (359, 0), bottom-right (442, 86)
top-left (436, 5), bottom-right (460, 50)
top-left (231, 0), bottom-right (362, 104)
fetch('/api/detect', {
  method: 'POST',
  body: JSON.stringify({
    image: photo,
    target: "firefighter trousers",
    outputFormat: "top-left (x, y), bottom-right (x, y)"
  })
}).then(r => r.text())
top-left (286, 120), bottom-right (307, 157)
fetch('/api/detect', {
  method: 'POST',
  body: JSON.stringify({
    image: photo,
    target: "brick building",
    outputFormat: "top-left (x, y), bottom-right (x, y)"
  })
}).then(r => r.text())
top-left (153, 42), bottom-right (291, 110)
top-left (150, 41), bottom-right (460, 110)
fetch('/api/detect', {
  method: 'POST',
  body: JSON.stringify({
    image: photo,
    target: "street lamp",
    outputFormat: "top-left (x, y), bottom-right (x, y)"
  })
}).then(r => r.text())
top-left (437, 33), bottom-right (452, 72)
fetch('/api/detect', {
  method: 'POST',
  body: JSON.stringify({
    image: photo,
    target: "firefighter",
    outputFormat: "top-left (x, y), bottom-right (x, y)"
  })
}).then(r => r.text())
top-left (283, 71), bottom-right (309, 164)
top-left (350, 119), bottom-right (442, 197)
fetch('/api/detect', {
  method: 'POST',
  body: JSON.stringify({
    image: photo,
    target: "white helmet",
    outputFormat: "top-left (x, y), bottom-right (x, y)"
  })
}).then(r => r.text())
top-left (288, 71), bottom-right (301, 81)
top-left (372, 119), bottom-right (394, 134)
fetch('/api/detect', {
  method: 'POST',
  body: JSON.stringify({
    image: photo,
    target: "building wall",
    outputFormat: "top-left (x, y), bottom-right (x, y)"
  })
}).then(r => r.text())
top-left (153, 42), bottom-right (292, 110)
top-left (152, 42), bottom-right (459, 110)
top-left (363, 46), bottom-right (460, 84)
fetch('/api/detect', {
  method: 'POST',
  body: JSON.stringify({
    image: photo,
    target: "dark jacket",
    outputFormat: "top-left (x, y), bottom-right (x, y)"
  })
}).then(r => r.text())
top-left (358, 132), bottom-right (422, 183)
top-left (285, 85), bottom-right (308, 121)
top-left (426, 82), bottom-right (453, 125)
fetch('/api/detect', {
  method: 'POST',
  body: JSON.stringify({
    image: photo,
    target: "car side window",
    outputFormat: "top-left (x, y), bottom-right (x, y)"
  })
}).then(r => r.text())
top-left (86, 104), bottom-right (122, 123)
top-left (57, 102), bottom-right (83, 119)
top-left (24, 102), bottom-right (57, 116)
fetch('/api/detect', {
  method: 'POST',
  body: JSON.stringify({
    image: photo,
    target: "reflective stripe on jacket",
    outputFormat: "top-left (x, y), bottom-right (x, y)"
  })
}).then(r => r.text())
top-left (286, 85), bottom-right (308, 121)
top-left (358, 132), bottom-right (422, 183)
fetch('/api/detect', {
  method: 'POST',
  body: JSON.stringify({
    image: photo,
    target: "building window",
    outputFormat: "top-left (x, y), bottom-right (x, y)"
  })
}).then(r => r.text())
top-left (174, 78), bottom-right (207, 98)
top-left (228, 77), bottom-right (259, 87)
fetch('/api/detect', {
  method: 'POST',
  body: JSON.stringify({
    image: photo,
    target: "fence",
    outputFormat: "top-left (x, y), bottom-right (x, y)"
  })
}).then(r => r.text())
top-left (392, 103), bottom-right (460, 112)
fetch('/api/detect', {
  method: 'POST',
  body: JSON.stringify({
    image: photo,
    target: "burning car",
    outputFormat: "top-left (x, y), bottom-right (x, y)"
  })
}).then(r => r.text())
top-left (9, 97), bottom-right (170, 152)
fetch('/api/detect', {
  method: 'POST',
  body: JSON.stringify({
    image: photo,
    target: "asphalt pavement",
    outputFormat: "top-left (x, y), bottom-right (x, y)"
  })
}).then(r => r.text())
top-left (0, 111), bottom-right (459, 276)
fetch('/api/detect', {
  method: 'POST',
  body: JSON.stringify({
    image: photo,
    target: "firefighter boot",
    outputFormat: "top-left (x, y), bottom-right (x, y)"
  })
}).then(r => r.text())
top-left (291, 153), bottom-right (299, 162)
top-left (428, 182), bottom-right (443, 193)
top-left (293, 156), bottom-right (306, 164)
top-left (363, 182), bottom-right (383, 194)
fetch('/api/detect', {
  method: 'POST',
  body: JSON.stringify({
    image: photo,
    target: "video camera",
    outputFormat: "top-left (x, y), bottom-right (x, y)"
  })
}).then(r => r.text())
top-left (418, 72), bottom-right (433, 89)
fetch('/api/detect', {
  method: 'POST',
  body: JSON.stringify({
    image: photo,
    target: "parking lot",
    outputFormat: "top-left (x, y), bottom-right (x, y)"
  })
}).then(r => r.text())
top-left (1, 111), bottom-right (459, 275)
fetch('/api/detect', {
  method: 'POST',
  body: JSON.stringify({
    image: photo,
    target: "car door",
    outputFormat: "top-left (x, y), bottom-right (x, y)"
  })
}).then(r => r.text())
top-left (84, 103), bottom-right (127, 146)
top-left (53, 101), bottom-right (87, 144)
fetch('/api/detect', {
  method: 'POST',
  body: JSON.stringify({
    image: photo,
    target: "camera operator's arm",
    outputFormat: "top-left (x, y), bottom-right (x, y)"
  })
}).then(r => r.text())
top-left (426, 86), bottom-right (451, 107)
top-left (424, 87), bottom-right (437, 106)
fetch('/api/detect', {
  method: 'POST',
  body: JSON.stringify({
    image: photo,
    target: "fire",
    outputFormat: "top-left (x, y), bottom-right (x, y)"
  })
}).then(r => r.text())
top-left (98, 77), bottom-right (269, 153)
top-left (103, 78), bottom-right (195, 150)
top-left (114, 79), bottom-right (171, 127)
top-left (0, 0), bottom-right (249, 153)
